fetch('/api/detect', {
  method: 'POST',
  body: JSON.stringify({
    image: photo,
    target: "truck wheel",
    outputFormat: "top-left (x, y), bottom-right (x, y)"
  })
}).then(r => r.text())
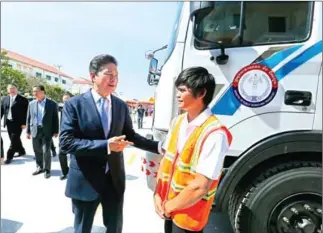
top-left (235, 167), bottom-right (322, 233)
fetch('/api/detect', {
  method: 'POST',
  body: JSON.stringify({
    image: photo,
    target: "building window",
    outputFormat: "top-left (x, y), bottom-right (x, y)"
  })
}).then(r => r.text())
top-left (55, 77), bottom-right (59, 82)
top-left (8, 64), bottom-right (12, 68)
top-left (36, 72), bottom-right (42, 77)
top-left (62, 79), bottom-right (66, 84)
top-left (46, 75), bottom-right (51, 81)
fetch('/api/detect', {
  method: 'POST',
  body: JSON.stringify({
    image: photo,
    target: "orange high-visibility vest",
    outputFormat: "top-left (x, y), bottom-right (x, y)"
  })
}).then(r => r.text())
top-left (156, 113), bottom-right (232, 231)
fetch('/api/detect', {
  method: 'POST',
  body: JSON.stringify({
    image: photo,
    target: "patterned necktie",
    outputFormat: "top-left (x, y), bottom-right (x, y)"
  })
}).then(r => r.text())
top-left (99, 97), bottom-right (110, 173)
top-left (99, 97), bottom-right (109, 137)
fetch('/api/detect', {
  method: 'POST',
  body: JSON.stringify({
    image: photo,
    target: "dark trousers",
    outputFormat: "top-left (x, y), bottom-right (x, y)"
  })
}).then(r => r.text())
top-left (32, 127), bottom-right (52, 171)
top-left (51, 139), bottom-right (56, 152)
top-left (6, 120), bottom-right (25, 160)
top-left (137, 117), bottom-right (143, 129)
top-left (1, 137), bottom-right (4, 158)
top-left (59, 150), bottom-right (69, 175)
top-left (165, 220), bottom-right (204, 233)
top-left (72, 174), bottom-right (123, 233)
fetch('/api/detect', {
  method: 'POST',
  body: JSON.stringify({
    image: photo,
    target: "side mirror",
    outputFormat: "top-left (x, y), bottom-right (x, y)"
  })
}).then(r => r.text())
top-left (149, 57), bottom-right (158, 75)
top-left (147, 73), bottom-right (159, 86)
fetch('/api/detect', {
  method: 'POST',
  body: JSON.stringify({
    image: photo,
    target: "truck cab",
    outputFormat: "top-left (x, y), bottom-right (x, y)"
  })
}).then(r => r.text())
top-left (146, 1), bottom-right (322, 233)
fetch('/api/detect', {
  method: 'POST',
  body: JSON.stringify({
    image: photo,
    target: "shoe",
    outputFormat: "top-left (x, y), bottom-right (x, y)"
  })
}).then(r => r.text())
top-left (32, 168), bottom-right (44, 175)
top-left (44, 170), bottom-right (51, 179)
top-left (4, 159), bottom-right (12, 164)
top-left (60, 174), bottom-right (68, 180)
top-left (15, 151), bottom-right (26, 157)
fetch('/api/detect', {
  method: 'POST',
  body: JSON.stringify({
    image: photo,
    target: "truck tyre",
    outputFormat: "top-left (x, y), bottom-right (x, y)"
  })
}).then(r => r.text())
top-left (234, 166), bottom-right (322, 233)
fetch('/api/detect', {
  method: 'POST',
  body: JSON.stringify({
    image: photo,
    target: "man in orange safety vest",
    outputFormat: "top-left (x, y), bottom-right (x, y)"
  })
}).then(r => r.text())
top-left (154, 67), bottom-right (232, 233)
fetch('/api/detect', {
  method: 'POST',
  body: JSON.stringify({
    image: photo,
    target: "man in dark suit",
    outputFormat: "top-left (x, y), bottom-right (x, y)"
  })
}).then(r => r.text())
top-left (137, 104), bottom-right (145, 129)
top-left (59, 54), bottom-right (162, 233)
top-left (58, 92), bottom-right (72, 180)
top-left (1, 136), bottom-right (4, 165)
top-left (26, 85), bottom-right (59, 178)
top-left (1, 83), bottom-right (29, 164)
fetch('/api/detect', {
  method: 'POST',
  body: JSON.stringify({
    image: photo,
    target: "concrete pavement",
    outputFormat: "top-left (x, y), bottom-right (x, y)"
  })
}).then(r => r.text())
top-left (1, 116), bottom-right (233, 233)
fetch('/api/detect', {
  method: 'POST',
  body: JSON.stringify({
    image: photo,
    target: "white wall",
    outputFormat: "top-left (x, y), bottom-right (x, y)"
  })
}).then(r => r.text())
top-left (7, 59), bottom-right (73, 91)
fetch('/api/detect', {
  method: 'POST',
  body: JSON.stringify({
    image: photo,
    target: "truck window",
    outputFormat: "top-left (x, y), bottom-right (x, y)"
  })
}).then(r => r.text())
top-left (194, 1), bottom-right (313, 49)
top-left (164, 1), bottom-right (184, 63)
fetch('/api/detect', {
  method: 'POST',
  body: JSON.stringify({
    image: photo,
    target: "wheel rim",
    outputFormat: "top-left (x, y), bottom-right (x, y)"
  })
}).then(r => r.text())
top-left (268, 193), bottom-right (322, 233)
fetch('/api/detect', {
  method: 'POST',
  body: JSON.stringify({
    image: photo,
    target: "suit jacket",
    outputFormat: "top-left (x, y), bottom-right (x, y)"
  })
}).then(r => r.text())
top-left (26, 98), bottom-right (59, 139)
top-left (59, 90), bottom-right (159, 201)
top-left (1, 94), bottom-right (29, 127)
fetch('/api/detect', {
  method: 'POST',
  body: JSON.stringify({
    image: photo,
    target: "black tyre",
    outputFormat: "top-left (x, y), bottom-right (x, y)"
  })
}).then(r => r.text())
top-left (235, 167), bottom-right (322, 233)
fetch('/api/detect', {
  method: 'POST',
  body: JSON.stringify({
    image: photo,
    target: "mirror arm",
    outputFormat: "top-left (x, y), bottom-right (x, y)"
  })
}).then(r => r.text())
top-left (153, 45), bottom-right (168, 54)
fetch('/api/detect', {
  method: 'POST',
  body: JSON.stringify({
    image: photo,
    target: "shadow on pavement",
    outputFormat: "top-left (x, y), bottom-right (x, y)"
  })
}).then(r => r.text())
top-left (51, 169), bottom-right (63, 177)
top-left (4, 155), bottom-right (34, 165)
top-left (1, 218), bottom-right (23, 233)
top-left (57, 226), bottom-right (105, 233)
top-left (204, 209), bottom-right (234, 233)
top-left (125, 174), bottom-right (138, 181)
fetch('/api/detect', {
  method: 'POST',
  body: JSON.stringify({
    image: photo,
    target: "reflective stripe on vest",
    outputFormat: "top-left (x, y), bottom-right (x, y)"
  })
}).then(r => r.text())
top-left (156, 113), bottom-right (232, 231)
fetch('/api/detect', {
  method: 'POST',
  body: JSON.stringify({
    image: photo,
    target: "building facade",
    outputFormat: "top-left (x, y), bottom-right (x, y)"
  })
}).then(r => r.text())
top-left (2, 49), bottom-right (74, 91)
top-left (71, 77), bottom-right (92, 94)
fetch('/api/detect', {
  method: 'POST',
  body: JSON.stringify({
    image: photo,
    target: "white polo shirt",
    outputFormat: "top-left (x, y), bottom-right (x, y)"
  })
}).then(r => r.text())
top-left (162, 108), bottom-right (230, 180)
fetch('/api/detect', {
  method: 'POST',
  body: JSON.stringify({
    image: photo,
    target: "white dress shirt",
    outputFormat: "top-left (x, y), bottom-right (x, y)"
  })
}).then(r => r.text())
top-left (91, 89), bottom-right (112, 135)
top-left (162, 108), bottom-right (230, 180)
top-left (7, 94), bottom-right (17, 120)
top-left (90, 89), bottom-right (163, 171)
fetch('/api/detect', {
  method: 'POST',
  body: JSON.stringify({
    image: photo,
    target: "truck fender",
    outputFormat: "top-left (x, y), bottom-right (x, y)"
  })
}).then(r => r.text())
top-left (214, 130), bottom-right (322, 212)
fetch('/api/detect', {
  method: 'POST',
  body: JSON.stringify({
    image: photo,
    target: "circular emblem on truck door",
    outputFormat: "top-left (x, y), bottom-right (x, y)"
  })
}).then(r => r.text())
top-left (232, 64), bottom-right (278, 108)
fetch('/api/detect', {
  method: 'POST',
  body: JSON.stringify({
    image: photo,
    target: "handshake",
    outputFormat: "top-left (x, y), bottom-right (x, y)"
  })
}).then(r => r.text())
top-left (108, 135), bottom-right (134, 152)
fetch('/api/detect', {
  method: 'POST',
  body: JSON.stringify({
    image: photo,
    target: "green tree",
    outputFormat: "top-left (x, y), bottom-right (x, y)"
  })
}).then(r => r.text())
top-left (1, 51), bottom-right (28, 95)
top-left (44, 84), bottom-right (65, 103)
top-left (25, 76), bottom-right (47, 95)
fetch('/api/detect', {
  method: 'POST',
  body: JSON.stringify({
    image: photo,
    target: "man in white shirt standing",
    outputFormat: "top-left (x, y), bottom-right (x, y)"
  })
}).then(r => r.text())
top-left (154, 67), bottom-right (232, 233)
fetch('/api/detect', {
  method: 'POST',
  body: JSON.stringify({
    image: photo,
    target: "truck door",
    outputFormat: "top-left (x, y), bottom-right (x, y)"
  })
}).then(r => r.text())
top-left (183, 1), bottom-right (322, 155)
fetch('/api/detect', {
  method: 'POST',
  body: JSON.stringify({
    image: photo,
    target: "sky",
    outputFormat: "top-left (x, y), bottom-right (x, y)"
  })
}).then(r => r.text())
top-left (1, 2), bottom-right (178, 100)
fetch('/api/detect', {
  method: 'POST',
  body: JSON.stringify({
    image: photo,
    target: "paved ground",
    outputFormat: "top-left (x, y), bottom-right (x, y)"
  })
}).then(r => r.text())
top-left (1, 116), bottom-right (233, 233)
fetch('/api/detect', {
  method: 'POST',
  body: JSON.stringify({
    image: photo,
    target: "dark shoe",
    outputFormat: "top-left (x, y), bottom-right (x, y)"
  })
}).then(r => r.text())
top-left (32, 168), bottom-right (44, 175)
top-left (15, 151), bottom-right (26, 157)
top-left (60, 174), bottom-right (68, 180)
top-left (4, 159), bottom-right (12, 164)
top-left (44, 170), bottom-right (51, 179)
top-left (52, 151), bottom-right (57, 157)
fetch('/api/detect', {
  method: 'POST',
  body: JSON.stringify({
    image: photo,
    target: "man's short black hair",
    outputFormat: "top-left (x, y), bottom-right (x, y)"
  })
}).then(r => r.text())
top-left (175, 67), bottom-right (215, 106)
top-left (63, 92), bottom-right (73, 97)
top-left (33, 84), bottom-right (46, 93)
top-left (89, 54), bottom-right (118, 75)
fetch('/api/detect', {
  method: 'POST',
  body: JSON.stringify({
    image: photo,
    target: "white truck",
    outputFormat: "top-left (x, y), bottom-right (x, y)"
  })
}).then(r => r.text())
top-left (145, 1), bottom-right (322, 233)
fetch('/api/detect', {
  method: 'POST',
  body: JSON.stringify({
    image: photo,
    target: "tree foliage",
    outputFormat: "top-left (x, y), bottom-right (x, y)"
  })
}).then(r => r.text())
top-left (44, 84), bottom-right (66, 103)
top-left (1, 51), bottom-right (28, 95)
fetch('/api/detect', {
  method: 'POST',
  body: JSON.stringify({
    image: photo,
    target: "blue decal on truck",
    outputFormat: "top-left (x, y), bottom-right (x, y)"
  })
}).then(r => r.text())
top-left (211, 40), bottom-right (322, 116)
